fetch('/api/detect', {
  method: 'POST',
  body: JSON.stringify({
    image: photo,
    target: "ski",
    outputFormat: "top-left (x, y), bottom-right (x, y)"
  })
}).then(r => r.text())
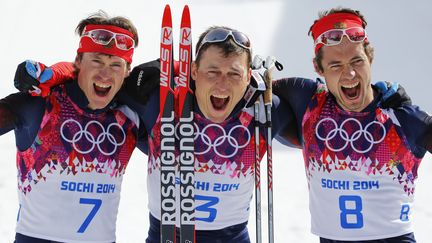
top-left (177, 5), bottom-right (196, 243)
top-left (160, 4), bottom-right (176, 243)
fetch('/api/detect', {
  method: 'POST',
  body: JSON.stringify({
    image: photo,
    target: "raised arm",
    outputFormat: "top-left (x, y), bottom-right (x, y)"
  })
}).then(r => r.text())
top-left (14, 60), bottom-right (74, 97)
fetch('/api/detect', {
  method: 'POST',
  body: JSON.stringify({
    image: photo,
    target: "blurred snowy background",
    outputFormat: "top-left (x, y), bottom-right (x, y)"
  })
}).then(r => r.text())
top-left (0, 0), bottom-right (431, 242)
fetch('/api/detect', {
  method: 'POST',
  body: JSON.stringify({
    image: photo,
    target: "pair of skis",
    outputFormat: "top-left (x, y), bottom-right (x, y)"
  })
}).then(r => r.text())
top-left (160, 5), bottom-right (195, 243)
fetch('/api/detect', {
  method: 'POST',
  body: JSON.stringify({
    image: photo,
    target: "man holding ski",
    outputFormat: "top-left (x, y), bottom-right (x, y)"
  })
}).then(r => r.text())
top-left (135, 25), bottom-right (294, 243)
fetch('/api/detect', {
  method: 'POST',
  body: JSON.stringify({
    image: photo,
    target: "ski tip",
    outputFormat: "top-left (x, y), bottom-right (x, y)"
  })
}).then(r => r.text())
top-left (163, 4), bottom-right (172, 16)
top-left (181, 5), bottom-right (191, 26)
top-left (183, 5), bottom-right (190, 12)
top-left (162, 4), bottom-right (172, 26)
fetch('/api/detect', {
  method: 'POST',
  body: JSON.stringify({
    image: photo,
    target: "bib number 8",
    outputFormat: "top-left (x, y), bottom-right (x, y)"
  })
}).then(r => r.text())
top-left (400, 204), bottom-right (410, 221)
top-left (339, 195), bottom-right (363, 229)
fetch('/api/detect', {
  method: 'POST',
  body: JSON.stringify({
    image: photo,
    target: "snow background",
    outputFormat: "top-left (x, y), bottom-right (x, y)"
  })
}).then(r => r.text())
top-left (0, 0), bottom-right (431, 242)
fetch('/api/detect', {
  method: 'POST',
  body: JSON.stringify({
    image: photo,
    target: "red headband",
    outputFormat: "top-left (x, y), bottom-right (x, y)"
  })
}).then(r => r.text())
top-left (77, 24), bottom-right (135, 63)
top-left (311, 13), bottom-right (365, 54)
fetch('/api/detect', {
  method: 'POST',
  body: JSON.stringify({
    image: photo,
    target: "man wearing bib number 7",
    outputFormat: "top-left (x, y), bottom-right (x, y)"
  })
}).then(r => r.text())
top-left (0, 12), bottom-right (146, 242)
top-left (273, 7), bottom-right (432, 243)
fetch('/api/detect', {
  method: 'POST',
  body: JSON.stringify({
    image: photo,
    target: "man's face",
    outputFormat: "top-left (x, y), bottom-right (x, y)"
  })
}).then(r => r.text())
top-left (75, 53), bottom-right (129, 110)
top-left (192, 45), bottom-right (251, 123)
top-left (316, 37), bottom-right (373, 112)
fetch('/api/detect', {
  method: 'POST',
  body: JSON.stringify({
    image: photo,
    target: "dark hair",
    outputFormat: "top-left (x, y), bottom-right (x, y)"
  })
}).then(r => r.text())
top-left (74, 10), bottom-right (138, 74)
top-left (308, 7), bottom-right (374, 72)
top-left (195, 26), bottom-right (252, 67)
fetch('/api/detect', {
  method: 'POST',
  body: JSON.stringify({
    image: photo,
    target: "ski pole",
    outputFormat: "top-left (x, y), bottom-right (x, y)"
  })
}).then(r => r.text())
top-left (263, 61), bottom-right (274, 243)
top-left (254, 97), bottom-right (262, 243)
top-left (263, 56), bottom-right (283, 243)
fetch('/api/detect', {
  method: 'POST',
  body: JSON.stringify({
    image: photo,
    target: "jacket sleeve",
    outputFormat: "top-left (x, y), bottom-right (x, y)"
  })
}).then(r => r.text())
top-left (272, 77), bottom-right (317, 147)
top-left (0, 92), bottom-right (45, 150)
top-left (420, 113), bottom-right (432, 153)
top-left (0, 98), bottom-right (19, 135)
top-left (38, 62), bottom-right (75, 97)
top-left (394, 105), bottom-right (432, 156)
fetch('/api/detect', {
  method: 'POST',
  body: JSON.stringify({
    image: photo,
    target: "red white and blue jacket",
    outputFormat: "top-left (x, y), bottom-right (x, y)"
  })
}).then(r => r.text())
top-left (123, 82), bottom-right (293, 230)
top-left (273, 77), bottom-right (432, 241)
top-left (0, 81), bottom-right (143, 242)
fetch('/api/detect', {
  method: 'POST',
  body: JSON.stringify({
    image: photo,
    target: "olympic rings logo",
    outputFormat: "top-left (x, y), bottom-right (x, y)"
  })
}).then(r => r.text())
top-left (60, 119), bottom-right (126, 156)
top-left (175, 123), bottom-right (251, 158)
top-left (315, 117), bottom-right (386, 153)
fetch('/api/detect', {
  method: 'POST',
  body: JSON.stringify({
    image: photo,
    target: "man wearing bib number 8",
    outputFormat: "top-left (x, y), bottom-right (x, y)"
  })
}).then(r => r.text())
top-left (0, 12), bottom-right (146, 242)
top-left (274, 7), bottom-right (432, 242)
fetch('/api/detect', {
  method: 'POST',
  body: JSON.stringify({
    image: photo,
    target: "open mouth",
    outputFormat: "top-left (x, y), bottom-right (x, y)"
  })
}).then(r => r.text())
top-left (93, 83), bottom-right (112, 97)
top-left (210, 94), bottom-right (230, 111)
top-left (341, 82), bottom-right (360, 100)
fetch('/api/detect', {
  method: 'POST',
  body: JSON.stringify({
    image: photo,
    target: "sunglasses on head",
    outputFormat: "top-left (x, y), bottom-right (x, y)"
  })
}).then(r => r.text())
top-left (82, 29), bottom-right (135, 51)
top-left (196, 28), bottom-right (251, 55)
top-left (314, 27), bottom-right (367, 48)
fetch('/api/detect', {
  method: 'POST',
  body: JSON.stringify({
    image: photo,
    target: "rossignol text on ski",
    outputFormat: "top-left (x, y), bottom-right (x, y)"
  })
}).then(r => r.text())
top-left (160, 4), bottom-right (195, 243)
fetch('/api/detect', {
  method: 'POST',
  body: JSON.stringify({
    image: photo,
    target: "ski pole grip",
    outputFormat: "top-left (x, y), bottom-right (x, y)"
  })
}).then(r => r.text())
top-left (263, 70), bottom-right (272, 106)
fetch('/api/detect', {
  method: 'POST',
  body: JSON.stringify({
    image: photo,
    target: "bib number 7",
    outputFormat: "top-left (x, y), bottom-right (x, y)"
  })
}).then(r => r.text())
top-left (77, 198), bottom-right (102, 233)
